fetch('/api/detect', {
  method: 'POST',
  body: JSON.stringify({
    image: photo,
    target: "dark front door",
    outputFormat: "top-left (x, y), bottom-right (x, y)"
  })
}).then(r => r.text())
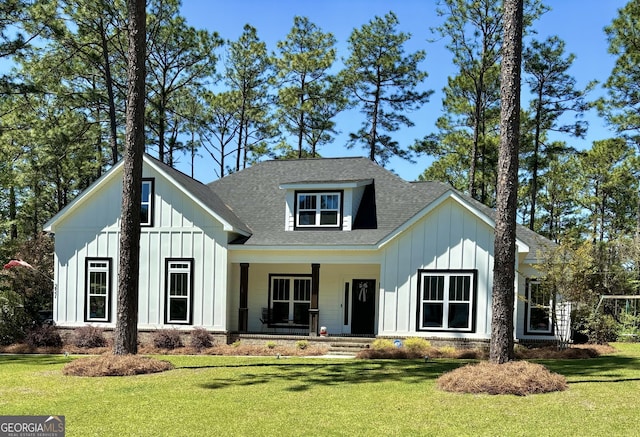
top-left (351, 279), bottom-right (376, 335)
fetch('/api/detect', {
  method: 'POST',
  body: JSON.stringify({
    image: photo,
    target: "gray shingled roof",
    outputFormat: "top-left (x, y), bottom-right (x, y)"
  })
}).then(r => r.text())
top-left (202, 157), bottom-right (555, 258)
top-left (146, 155), bottom-right (251, 235)
top-left (207, 157), bottom-right (452, 246)
top-left (146, 155), bottom-right (554, 256)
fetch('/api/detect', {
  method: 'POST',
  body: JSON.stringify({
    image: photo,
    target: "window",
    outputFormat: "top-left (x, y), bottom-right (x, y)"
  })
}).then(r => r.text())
top-left (417, 270), bottom-right (475, 332)
top-left (295, 192), bottom-right (341, 228)
top-left (525, 280), bottom-right (553, 334)
top-left (85, 258), bottom-right (112, 322)
top-left (141, 179), bottom-right (154, 226)
top-left (165, 259), bottom-right (193, 324)
top-left (269, 275), bottom-right (311, 325)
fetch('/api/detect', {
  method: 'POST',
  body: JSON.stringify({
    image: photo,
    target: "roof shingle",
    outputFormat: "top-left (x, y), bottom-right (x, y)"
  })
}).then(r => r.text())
top-left (207, 157), bottom-right (452, 246)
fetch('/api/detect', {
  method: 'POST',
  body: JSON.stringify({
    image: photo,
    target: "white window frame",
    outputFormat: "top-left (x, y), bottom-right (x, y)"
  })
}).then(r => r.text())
top-left (295, 191), bottom-right (342, 228)
top-left (141, 179), bottom-right (154, 227)
top-left (525, 280), bottom-right (553, 335)
top-left (85, 258), bottom-right (111, 322)
top-left (269, 275), bottom-right (312, 325)
top-left (417, 270), bottom-right (475, 332)
top-left (165, 259), bottom-right (193, 324)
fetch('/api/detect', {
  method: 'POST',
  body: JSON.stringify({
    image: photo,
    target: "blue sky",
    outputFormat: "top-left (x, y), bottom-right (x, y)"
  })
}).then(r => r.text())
top-left (176, 0), bottom-right (628, 182)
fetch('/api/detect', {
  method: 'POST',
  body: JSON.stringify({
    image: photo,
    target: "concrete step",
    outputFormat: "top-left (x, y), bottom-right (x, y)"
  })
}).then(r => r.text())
top-left (327, 339), bottom-right (373, 356)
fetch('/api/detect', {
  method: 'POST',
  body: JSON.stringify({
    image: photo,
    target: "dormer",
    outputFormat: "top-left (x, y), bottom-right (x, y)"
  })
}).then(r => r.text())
top-left (280, 179), bottom-right (373, 231)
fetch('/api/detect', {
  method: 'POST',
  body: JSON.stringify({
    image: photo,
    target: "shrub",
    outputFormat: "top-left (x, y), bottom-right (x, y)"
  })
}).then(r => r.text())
top-left (403, 337), bottom-right (431, 354)
top-left (0, 291), bottom-right (30, 345)
top-left (266, 341), bottom-right (277, 349)
top-left (72, 325), bottom-right (107, 348)
top-left (371, 338), bottom-right (394, 350)
top-left (231, 340), bottom-right (241, 348)
top-left (152, 329), bottom-right (183, 350)
top-left (25, 324), bottom-right (62, 348)
top-left (190, 327), bottom-right (212, 350)
top-left (437, 346), bottom-right (457, 357)
top-left (616, 313), bottom-right (640, 342)
top-left (582, 314), bottom-right (619, 344)
top-left (295, 340), bottom-right (309, 350)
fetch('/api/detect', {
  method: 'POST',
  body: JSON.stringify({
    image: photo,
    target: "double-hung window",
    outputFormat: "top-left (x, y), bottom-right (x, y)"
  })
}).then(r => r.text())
top-left (141, 179), bottom-right (154, 227)
top-left (417, 270), bottom-right (475, 332)
top-left (85, 258), bottom-right (112, 322)
top-left (269, 275), bottom-right (311, 325)
top-left (165, 259), bottom-right (193, 324)
top-left (296, 192), bottom-right (341, 228)
top-left (525, 280), bottom-right (553, 334)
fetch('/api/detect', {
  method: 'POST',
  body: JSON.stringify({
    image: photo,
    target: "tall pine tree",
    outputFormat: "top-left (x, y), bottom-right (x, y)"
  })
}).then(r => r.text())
top-left (342, 12), bottom-right (431, 165)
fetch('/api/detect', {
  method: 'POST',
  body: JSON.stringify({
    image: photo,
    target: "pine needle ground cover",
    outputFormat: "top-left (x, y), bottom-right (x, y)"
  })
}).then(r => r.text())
top-left (2, 344), bottom-right (640, 436)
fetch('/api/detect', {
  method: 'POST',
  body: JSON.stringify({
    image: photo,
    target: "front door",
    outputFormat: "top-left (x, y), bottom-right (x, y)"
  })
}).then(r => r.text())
top-left (351, 279), bottom-right (376, 335)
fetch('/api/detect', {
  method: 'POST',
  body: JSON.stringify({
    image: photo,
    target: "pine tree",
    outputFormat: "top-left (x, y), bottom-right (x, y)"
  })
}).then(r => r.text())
top-left (145, 0), bottom-right (221, 166)
top-left (113, 0), bottom-right (146, 356)
top-left (342, 12), bottom-right (431, 165)
top-left (225, 25), bottom-right (275, 170)
top-left (273, 17), bottom-right (341, 158)
top-left (602, 0), bottom-right (640, 245)
top-left (490, 0), bottom-right (523, 364)
top-left (522, 36), bottom-right (592, 230)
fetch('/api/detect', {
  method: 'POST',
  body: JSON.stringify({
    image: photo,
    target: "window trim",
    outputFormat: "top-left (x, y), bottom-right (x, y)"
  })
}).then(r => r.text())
top-left (141, 178), bottom-right (155, 227)
top-left (164, 258), bottom-right (194, 325)
top-left (267, 274), bottom-right (312, 327)
top-left (294, 190), bottom-right (343, 229)
top-left (524, 279), bottom-right (554, 335)
top-left (416, 269), bottom-right (477, 333)
top-left (84, 257), bottom-right (112, 323)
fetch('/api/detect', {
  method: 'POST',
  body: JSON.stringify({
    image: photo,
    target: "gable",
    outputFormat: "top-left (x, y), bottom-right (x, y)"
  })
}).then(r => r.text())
top-left (43, 161), bottom-right (124, 233)
top-left (390, 197), bottom-right (496, 270)
top-left (379, 189), bottom-right (530, 257)
top-left (44, 155), bottom-right (249, 236)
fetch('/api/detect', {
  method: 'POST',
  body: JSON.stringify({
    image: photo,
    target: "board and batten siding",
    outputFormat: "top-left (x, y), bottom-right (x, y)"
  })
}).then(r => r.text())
top-left (52, 162), bottom-right (229, 331)
top-left (379, 198), bottom-right (495, 339)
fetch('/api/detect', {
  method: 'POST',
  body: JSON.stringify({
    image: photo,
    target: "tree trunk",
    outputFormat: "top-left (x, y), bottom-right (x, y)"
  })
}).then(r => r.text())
top-left (297, 79), bottom-right (306, 159)
top-left (99, 17), bottom-right (119, 166)
top-left (529, 88), bottom-right (544, 230)
top-left (113, 0), bottom-right (146, 356)
top-left (236, 102), bottom-right (246, 172)
top-left (369, 73), bottom-right (381, 161)
top-left (469, 77), bottom-right (483, 200)
top-left (490, 0), bottom-right (523, 364)
top-left (9, 184), bottom-right (17, 240)
top-left (635, 144), bottom-right (640, 251)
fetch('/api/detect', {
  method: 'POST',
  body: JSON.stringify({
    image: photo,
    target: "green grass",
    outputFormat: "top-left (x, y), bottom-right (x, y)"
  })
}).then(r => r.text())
top-left (2, 344), bottom-right (640, 436)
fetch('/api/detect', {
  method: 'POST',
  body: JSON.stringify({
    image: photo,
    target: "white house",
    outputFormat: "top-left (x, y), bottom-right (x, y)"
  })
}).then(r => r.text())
top-left (43, 155), bottom-right (566, 343)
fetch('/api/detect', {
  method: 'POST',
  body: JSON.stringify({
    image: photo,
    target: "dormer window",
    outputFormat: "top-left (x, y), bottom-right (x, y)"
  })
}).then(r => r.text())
top-left (296, 191), bottom-right (342, 228)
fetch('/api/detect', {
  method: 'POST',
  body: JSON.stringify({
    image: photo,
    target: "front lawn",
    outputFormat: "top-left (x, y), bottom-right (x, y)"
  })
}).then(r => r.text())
top-left (2, 344), bottom-right (640, 436)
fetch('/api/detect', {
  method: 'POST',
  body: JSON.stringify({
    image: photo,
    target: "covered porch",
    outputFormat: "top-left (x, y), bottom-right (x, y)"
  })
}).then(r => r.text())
top-left (228, 261), bottom-right (381, 337)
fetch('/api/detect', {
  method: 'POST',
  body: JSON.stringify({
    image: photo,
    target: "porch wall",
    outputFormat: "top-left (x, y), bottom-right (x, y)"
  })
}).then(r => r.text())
top-left (228, 263), bottom-right (379, 335)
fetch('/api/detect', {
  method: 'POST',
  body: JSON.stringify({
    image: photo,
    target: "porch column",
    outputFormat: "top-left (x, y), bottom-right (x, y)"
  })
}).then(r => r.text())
top-left (238, 263), bottom-right (249, 332)
top-left (309, 263), bottom-right (320, 336)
